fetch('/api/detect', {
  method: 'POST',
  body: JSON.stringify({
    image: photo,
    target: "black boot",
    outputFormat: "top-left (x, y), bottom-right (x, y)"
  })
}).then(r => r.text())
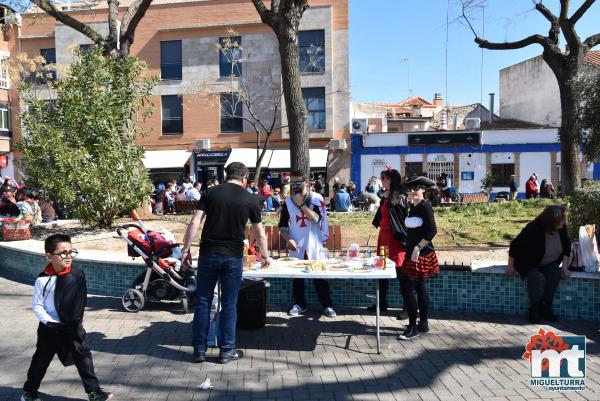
top-left (529, 304), bottom-right (541, 324)
top-left (540, 302), bottom-right (559, 322)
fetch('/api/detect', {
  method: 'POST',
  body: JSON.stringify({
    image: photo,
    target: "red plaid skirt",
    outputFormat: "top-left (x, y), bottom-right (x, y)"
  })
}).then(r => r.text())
top-left (401, 251), bottom-right (440, 279)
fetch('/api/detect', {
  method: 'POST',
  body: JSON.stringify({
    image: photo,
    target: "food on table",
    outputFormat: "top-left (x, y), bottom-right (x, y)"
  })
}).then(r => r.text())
top-left (280, 257), bottom-right (298, 262)
top-left (327, 263), bottom-right (349, 270)
top-left (350, 266), bottom-right (373, 272)
top-left (306, 260), bottom-right (326, 272)
top-left (293, 260), bottom-right (313, 267)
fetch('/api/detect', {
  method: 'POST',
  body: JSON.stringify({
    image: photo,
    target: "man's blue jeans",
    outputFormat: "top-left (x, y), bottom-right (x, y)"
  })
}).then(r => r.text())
top-left (192, 252), bottom-right (243, 354)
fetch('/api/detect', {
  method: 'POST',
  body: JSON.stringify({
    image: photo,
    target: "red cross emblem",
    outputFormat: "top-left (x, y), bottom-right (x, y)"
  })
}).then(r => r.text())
top-left (295, 211), bottom-right (308, 228)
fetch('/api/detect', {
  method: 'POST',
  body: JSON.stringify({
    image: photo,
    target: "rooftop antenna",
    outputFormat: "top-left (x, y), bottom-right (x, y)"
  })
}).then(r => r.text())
top-left (445, 0), bottom-right (450, 109)
top-left (480, 5), bottom-right (485, 122)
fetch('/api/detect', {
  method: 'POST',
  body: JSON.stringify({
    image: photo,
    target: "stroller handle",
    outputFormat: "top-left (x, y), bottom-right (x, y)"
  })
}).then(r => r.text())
top-left (116, 223), bottom-right (143, 237)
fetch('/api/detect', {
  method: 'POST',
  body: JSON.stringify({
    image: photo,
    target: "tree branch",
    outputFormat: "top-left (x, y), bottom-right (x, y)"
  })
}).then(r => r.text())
top-left (251, 0), bottom-right (277, 28)
top-left (120, 0), bottom-right (154, 49)
top-left (32, 0), bottom-right (104, 44)
top-left (584, 33), bottom-right (600, 49)
top-left (534, 2), bottom-right (558, 23)
top-left (559, 0), bottom-right (582, 52)
top-left (475, 34), bottom-right (549, 50)
top-left (534, 2), bottom-right (560, 43)
top-left (571, 0), bottom-right (596, 24)
top-left (107, 0), bottom-right (119, 49)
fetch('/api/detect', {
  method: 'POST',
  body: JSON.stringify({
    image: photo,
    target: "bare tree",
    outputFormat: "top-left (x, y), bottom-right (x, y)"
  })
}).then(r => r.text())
top-left (209, 31), bottom-right (336, 184)
top-left (461, 0), bottom-right (600, 194)
top-left (251, 0), bottom-right (311, 177)
top-left (10, 0), bottom-right (154, 57)
top-left (217, 33), bottom-right (286, 184)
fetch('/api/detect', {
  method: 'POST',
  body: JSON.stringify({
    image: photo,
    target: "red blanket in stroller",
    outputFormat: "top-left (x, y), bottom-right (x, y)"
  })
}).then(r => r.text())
top-left (127, 229), bottom-right (175, 259)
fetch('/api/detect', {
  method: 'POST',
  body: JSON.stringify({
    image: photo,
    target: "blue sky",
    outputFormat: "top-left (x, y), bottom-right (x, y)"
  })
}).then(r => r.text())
top-left (350, 0), bottom-right (600, 108)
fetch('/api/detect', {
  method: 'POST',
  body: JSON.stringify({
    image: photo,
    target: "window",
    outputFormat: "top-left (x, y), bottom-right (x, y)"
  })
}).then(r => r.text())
top-left (219, 36), bottom-right (242, 77)
top-left (0, 58), bottom-right (8, 89)
top-left (405, 162), bottom-right (423, 178)
top-left (302, 87), bottom-right (326, 130)
top-left (0, 103), bottom-right (9, 131)
top-left (299, 30), bottom-right (325, 73)
top-left (427, 162), bottom-right (454, 182)
top-left (161, 95), bottom-right (183, 134)
top-left (79, 44), bottom-right (92, 54)
top-left (220, 93), bottom-right (243, 132)
top-left (160, 41), bottom-right (182, 80)
top-left (491, 163), bottom-right (515, 186)
top-left (38, 48), bottom-right (57, 83)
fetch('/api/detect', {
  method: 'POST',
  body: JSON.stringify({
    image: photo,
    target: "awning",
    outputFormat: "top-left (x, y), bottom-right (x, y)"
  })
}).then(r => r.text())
top-left (143, 150), bottom-right (192, 169)
top-left (225, 148), bottom-right (328, 169)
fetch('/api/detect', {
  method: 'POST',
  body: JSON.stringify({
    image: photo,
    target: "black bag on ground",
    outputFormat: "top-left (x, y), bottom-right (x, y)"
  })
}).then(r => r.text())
top-left (236, 279), bottom-right (268, 329)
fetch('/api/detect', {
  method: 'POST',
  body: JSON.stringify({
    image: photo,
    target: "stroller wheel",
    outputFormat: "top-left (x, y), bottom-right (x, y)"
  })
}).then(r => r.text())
top-left (122, 288), bottom-right (145, 312)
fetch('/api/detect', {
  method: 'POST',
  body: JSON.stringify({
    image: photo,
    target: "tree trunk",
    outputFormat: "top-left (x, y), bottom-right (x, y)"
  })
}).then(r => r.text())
top-left (254, 138), bottom-right (271, 184)
top-left (557, 76), bottom-right (581, 194)
top-left (278, 30), bottom-right (310, 177)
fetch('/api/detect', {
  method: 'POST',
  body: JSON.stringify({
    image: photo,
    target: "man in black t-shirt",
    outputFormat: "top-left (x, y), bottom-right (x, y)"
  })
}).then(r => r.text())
top-left (181, 162), bottom-right (271, 364)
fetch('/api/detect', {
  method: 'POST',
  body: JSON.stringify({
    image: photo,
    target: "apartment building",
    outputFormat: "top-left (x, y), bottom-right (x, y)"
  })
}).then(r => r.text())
top-left (8, 0), bottom-right (350, 187)
top-left (0, 4), bottom-right (16, 178)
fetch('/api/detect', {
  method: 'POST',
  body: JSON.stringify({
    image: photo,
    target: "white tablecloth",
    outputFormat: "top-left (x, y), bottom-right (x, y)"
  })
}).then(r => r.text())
top-left (243, 258), bottom-right (397, 280)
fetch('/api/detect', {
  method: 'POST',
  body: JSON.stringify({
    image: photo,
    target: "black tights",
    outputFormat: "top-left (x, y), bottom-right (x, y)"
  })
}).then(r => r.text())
top-left (400, 274), bottom-right (429, 326)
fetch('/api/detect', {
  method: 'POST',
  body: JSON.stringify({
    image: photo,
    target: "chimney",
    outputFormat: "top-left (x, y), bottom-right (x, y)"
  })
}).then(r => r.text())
top-left (488, 93), bottom-right (495, 122)
top-left (433, 93), bottom-right (443, 106)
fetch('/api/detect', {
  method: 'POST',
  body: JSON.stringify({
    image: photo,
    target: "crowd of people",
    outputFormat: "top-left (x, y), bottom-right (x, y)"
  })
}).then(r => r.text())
top-left (0, 177), bottom-right (57, 225)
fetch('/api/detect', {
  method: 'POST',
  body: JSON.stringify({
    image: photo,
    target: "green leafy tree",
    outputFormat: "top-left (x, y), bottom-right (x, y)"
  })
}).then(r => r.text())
top-left (480, 173), bottom-right (494, 194)
top-left (17, 46), bottom-right (156, 227)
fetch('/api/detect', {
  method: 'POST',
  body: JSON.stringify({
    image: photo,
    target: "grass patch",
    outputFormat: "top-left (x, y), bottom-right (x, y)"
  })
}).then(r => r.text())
top-left (262, 198), bottom-right (558, 248)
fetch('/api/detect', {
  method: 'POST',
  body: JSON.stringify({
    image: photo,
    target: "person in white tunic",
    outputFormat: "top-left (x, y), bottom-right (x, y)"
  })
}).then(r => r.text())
top-left (278, 170), bottom-right (336, 317)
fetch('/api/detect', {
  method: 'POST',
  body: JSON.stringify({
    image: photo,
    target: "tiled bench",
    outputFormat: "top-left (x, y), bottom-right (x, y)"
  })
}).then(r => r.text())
top-left (1, 241), bottom-right (599, 321)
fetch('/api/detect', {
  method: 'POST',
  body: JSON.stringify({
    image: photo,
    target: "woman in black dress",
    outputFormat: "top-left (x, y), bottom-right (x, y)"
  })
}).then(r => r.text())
top-left (398, 176), bottom-right (439, 340)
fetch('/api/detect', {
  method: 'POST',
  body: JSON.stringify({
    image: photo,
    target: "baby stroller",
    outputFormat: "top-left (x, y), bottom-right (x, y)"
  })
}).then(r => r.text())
top-left (117, 211), bottom-right (196, 313)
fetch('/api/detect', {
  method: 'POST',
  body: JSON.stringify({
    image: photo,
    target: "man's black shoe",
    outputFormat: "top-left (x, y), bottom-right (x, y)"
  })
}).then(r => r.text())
top-left (193, 351), bottom-right (205, 363)
top-left (219, 349), bottom-right (243, 364)
top-left (396, 309), bottom-right (408, 320)
top-left (366, 303), bottom-right (388, 312)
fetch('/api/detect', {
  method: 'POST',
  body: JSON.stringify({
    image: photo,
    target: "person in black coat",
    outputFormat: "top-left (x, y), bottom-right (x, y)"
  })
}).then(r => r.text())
top-left (507, 205), bottom-right (571, 323)
top-left (21, 234), bottom-right (113, 401)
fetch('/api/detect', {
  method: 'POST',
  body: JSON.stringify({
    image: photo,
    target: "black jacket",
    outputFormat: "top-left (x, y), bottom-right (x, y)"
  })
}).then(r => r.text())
top-left (509, 220), bottom-right (571, 279)
top-left (372, 196), bottom-right (408, 243)
top-left (38, 266), bottom-right (87, 327)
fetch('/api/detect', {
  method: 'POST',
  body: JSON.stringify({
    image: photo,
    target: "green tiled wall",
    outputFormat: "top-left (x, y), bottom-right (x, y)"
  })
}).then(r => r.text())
top-left (1, 248), bottom-right (598, 320)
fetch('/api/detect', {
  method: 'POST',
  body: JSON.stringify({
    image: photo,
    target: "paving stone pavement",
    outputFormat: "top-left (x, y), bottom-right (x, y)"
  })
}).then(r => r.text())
top-left (0, 272), bottom-right (598, 401)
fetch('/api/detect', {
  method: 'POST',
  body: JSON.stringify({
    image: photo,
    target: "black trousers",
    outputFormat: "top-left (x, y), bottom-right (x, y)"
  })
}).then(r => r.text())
top-left (399, 274), bottom-right (430, 326)
top-left (527, 262), bottom-right (561, 308)
top-left (376, 268), bottom-right (403, 307)
top-left (293, 278), bottom-right (333, 308)
top-left (24, 323), bottom-right (100, 394)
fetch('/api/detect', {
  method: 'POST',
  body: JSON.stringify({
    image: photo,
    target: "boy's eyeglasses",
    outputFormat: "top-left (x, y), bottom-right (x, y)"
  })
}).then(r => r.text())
top-left (407, 187), bottom-right (425, 192)
top-left (291, 180), bottom-right (304, 186)
top-left (51, 249), bottom-right (78, 259)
